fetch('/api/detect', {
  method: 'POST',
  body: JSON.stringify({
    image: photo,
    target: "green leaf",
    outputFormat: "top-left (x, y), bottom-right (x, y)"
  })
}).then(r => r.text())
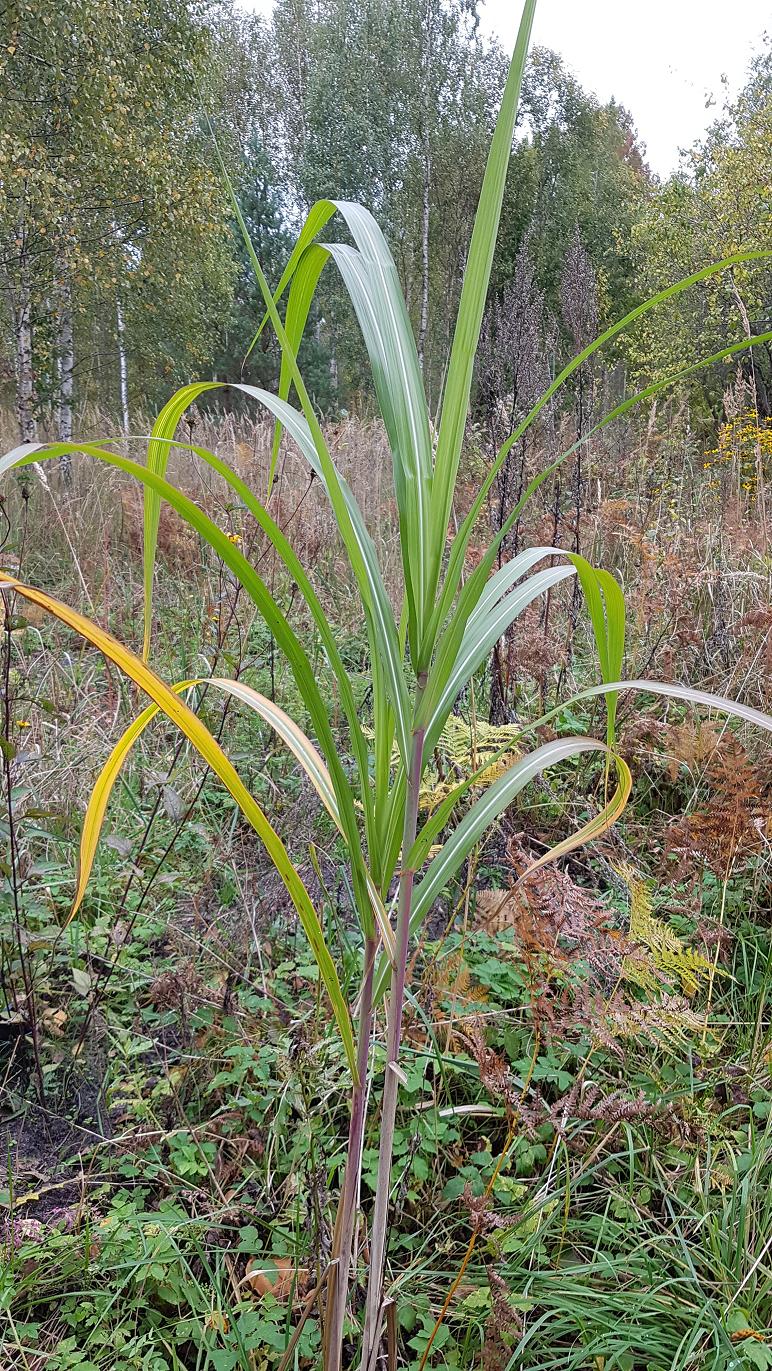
top-left (438, 307), bottom-right (772, 642)
top-left (567, 555), bottom-right (626, 746)
top-left (374, 736), bottom-right (628, 1003)
top-left (564, 679), bottom-right (772, 737)
top-left (224, 168), bottom-right (416, 754)
top-left (326, 237), bottom-right (432, 652)
top-left (423, 563), bottom-right (575, 750)
top-left (4, 431), bottom-right (377, 932)
top-left (410, 738), bottom-right (612, 928)
top-left (268, 241), bottom-right (329, 491)
top-left (429, 0), bottom-right (538, 623)
top-left (0, 568), bottom-right (358, 1080)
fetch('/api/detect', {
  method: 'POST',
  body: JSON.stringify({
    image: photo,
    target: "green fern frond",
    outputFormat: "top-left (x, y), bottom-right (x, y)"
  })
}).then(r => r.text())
top-left (364, 715), bottom-right (522, 811)
top-left (617, 864), bottom-right (712, 995)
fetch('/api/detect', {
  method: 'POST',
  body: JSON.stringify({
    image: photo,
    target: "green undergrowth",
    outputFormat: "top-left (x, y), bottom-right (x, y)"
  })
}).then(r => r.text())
top-left (1, 494), bottom-right (771, 1369)
top-left (2, 766), bottom-right (771, 1370)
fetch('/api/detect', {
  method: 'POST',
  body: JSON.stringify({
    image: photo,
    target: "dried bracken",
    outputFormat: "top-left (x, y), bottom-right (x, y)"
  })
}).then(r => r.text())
top-left (471, 837), bottom-right (716, 1059)
top-left (666, 731), bottom-right (770, 877)
top-left (482, 1266), bottom-right (523, 1371)
top-left (149, 963), bottom-right (206, 1013)
top-left (478, 838), bottom-right (609, 938)
top-left (461, 1019), bottom-right (520, 1118)
top-left (548, 1079), bottom-right (687, 1145)
top-left (462, 1184), bottom-right (513, 1236)
top-left (598, 990), bottom-right (712, 1056)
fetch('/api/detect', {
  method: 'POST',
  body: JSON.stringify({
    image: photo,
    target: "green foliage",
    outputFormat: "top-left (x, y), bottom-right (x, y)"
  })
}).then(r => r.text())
top-left (628, 35), bottom-right (772, 422)
top-left (0, 0), bottom-right (238, 418)
top-left (619, 863), bottom-right (714, 995)
top-left (212, 143), bottom-right (336, 410)
top-left (4, 867), bottom-right (772, 1370)
top-left (267, 0), bottom-right (503, 400)
top-left (494, 45), bottom-right (649, 328)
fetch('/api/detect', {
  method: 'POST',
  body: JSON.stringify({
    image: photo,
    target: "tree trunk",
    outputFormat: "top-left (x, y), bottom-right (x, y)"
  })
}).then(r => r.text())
top-left (116, 294), bottom-right (130, 434)
top-left (57, 285), bottom-right (74, 485)
top-left (418, 133), bottom-right (430, 376)
top-left (417, 0), bottom-right (433, 378)
top-left (14, 240), bottom-right (37, 444)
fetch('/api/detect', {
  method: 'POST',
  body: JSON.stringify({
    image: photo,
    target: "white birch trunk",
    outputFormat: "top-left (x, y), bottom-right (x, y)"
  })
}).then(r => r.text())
top-left (57, 285), bottom-right (74, 484)
top-left (418, 134), bottom-right (431, 375)
top-left (14, 237), bottom-right (37, 444)
top-left (116, 294), bottom-right (130, 435)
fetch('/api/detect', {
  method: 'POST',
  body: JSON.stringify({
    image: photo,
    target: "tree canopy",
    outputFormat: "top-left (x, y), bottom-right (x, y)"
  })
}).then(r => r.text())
top-left (1, 0), bottom-right (769, 439)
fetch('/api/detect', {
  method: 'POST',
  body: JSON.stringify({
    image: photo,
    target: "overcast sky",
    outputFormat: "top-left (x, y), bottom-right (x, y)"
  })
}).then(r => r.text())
top-left (240, 0), bottom-right (770, 176)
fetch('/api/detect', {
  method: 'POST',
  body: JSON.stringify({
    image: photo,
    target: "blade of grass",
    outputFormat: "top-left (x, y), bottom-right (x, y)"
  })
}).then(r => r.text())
top-left (372, 737), bottom-right (629, 1005)
top-left (74, 676), bottom-right (395, 962)
top-left (0, 573), bottom-right (358, 1078)
top-left (423, 564), bottom-right (576, 752)
top-left (223, 171), bottom-right (415, 757)
top-left (427, 0), bottom-right (537, 621)
top-left (432, 305), bottom-right (772, 652)
top-left (1, 437), bottom-right (376, 936)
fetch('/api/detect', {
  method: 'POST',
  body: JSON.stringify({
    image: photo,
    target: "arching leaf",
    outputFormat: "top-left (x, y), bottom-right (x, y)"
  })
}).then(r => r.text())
top-left (0, 574), bottom-right (357, 1079)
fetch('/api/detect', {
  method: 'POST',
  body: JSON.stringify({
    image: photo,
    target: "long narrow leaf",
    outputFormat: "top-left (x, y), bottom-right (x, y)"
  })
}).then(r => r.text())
top-left (568, 556), bottom-right (626, 746)
top-left (326, 241), bottom-right (432, 646)
top-left (0, 574), bottom-right (358, 1078)
top-left (428, 0), bottom-right (537, 615)
top-left (138, 385), bottom-right (410, 764)
top-left (427, 0), bottom-right (537, 611)
top-left (268, 242), bottom-right (330, 491)
top-left (423, 565), bottom-right (576, 750)
top-left (135, 429), bottom-right (377, 861)
top-left (434, 300), bottom-right (772, 648)
top-left (563, 679), bottom-right (772, 735)
top-left (373, 736), bottom-right (626, 1003)
top-left (76, 677), bottom-right (396, 963)
top-left (410, 738), bottom-right (618, 930)
top-left (142, 381), bottom-right (221, 659)
top-left (224, 183), bottom-right (415, 755)
top-left (421, 328), bottom-right (772, 752)
top-left (244, 198), bottom-right (338, 362)
top-left (1, 438), bottom-right (377, 934)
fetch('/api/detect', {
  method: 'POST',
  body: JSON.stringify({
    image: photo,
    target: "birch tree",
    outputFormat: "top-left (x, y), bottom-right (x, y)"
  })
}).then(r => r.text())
top-left (0, 0), bottom-right (236, 435)
top-left (268, 0), bottom-right (500, 400)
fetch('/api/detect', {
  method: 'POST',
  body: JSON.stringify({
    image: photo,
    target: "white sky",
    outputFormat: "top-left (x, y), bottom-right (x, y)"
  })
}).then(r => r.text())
top-left (525, 0), bottom-right (769, 174)
top-left (240, 0), bottom-right (771, 176)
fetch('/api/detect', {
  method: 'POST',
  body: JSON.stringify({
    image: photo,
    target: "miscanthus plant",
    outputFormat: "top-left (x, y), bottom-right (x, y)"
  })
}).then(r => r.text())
top-left (4, 3), bottom-right (772, 1365)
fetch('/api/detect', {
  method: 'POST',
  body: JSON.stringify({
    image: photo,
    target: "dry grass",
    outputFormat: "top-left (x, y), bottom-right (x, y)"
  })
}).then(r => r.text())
top-left (2, 402), bottom-right (772, 1371)
top-left (1, 401), bottom-right (770, 838)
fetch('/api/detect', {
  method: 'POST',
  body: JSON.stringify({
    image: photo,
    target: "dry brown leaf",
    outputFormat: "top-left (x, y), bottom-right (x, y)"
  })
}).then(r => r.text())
top-left (245, 1256), bottom-right (309, 1301)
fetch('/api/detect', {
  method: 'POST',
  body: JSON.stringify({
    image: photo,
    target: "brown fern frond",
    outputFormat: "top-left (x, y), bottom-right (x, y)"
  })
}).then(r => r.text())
top-left (602, 990), bottom-right (715, 1053)
top-left (460, 1019), bottom-right (519, 1118)
top-left (666, 732), bottom-right (769, 876)
top-left (482, 1267), bottom-right (523, 1371)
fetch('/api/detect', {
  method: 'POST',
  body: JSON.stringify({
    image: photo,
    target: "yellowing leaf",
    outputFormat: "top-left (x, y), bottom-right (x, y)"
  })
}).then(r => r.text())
top-left (77, 676), bottom-right (396, 964)
top-left (0, 573), bottom-right (357, 1081)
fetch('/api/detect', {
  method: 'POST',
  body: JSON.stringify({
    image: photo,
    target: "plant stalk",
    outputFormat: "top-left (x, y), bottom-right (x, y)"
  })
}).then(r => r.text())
top-left (325, 932), bottom-right (377, 1370)
top-left (360, 708), bottom-right (427, 1369)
